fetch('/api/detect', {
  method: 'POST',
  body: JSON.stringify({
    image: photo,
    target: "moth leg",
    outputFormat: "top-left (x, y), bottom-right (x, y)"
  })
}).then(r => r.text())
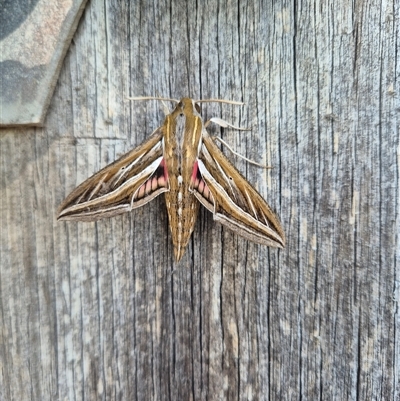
top-left (211, 137), bottom-right (273, 169)
top-left (205, 117), bottom-right (250, 130)
top-left (204, 118), bottom-right (272, 168)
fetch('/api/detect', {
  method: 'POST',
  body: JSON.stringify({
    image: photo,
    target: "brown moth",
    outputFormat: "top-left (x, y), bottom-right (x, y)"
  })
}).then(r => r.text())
top-left (57, 97), bottom-right (285, 261)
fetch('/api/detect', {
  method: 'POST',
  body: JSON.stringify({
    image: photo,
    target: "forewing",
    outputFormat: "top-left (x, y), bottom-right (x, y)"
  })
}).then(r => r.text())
top-left (192, 130), bottom-right (285, 248)
top-left (58, 127), bottom-right (168, 221)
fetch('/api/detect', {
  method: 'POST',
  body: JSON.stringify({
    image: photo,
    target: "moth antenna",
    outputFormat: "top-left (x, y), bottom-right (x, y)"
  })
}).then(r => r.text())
top-left (127, 96), bottom-right (178, 115)
top-left (213, 136), bottom-right (273, 169)
top-left (127, 96), bottom-right (180, 103)
top-left (195, 99), bottom-right (244, 106)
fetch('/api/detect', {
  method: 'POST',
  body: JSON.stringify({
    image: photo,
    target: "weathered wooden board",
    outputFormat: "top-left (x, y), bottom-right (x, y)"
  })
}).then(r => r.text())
top-left (0, 0), bottom-right (399, 400)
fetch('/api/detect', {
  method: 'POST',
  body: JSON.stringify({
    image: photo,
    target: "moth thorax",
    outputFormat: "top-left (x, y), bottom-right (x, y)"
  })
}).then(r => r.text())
top-left (175, 113), bottom-right (186, 151)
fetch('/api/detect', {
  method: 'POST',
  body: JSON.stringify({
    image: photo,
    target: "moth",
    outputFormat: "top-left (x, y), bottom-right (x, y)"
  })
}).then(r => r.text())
top-left (57, 97), bottom-right (285, 261)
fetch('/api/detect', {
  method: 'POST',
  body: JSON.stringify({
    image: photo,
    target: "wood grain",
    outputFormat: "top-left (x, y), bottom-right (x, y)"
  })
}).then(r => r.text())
top-left (0, 0), bottom-right (399, 400)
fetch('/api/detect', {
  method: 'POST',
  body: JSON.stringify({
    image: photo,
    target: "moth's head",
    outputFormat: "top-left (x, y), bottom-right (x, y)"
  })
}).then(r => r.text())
top-left (175, 98), bottom-right (201, 115)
